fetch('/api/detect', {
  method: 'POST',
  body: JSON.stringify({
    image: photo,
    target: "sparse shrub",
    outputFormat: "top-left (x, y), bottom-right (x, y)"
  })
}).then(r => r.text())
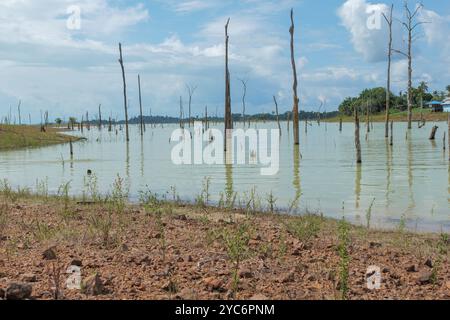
top-left (338, 217), bottom-right (350, 300)
top-left (285, 214), bottom-right (322, 243)
top-left (83, 173), bottom-right (100, 202)
top-left (266, 191), bottom-right (277, 214)
top-left (88, 212), bottom-right (113, 246)
top-left (219, 223), bottom-right (251, 297)
top-left (33, 220), bottom-right (56, 242)
top-left (110, 174), bottom-right (128, 215)
top-left (0, 203), bottom-right (8, 239)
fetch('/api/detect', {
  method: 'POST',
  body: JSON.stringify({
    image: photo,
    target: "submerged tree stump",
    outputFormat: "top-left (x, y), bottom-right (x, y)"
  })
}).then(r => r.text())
top-left (429, 126), bottom-right (438, 140)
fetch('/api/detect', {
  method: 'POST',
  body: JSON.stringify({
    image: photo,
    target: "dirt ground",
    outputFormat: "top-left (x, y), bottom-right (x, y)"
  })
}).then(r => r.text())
top-left (0, 195), bottom-right (449, 300)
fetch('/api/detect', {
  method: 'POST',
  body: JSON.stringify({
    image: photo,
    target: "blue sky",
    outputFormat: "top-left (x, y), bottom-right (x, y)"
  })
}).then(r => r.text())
top-left (0, 0), bottom-right (449, 122)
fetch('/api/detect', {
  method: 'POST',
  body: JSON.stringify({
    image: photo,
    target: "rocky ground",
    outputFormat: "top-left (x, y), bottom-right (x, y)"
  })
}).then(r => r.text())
top-left (0, 195), bottom-right (449, 300)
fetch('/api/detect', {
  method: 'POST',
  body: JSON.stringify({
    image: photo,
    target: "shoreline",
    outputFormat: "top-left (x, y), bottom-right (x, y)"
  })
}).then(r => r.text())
top-left (0, 191), bottom-right (449, 300)
top-left (0, 125), bottom-right (83, 152)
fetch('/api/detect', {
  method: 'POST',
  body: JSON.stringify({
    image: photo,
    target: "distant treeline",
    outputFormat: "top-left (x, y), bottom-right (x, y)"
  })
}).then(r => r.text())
top-left (107, 110), bottom-right (340, 125)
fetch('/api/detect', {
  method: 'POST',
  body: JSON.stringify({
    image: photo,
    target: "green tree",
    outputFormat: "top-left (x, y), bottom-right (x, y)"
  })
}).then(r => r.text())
top-left (55, 118), bottom-right (62, 127)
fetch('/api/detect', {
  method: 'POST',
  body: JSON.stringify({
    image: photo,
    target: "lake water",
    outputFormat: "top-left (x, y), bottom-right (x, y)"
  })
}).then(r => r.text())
top-left (1, 121), bottom-right (449, 232)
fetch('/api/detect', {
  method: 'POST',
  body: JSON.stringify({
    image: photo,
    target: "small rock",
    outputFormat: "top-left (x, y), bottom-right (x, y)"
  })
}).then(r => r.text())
top-left (70, 259), bottom-right (82, 267)
top-left (20, 273), bottom-right (37, 283)
top-left (239, 269), bottom-right (254, 279)
top-left (250, 293), bottom-right (268, 300)
top-left (406, 265), bottom-right (417, 273)
top-left (204, 277), bottom-right (223, 292)
top-left (162, 280), bottom-right (178, 293)
top-left (417, 271), bottom-right (433, 285)
top-left (281, 271), bottom-right (295, 283)
top-left (369, 242), bottom-right (382, 249)
top-left (175, 214), bottom-right (187, 221)
top-left (42, 247), bottom-right (57, 260)
top-left (307, 274), bottom-right (316, 282)
top-left (5, 283), bottom-right (32, 300)
top-left (424, 259), bottom-right (433, 268)
top-left (121, 243), bottom-right (129, 252)
top-left (81, 273), bottom-right (104, 296)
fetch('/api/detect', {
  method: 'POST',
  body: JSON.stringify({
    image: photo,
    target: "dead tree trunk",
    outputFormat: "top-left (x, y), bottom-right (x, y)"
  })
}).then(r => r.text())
top-left (383, 5), bottom-right (393, 138)
top-left (273, 96), bottom-right (282, 135)
top-left (108, 117), bottom-right (112, 132)
top-left (448, 114), bottom-right (450, 160)
top-left (17, 100), bottom-right (21, 125)
top-left (69, 139), bottom-right (73, 157)
top-left (429, 126), bottom-right (438, 140)
top-left (224, 18), bottom-right (233, 151)
top-left (138, 75), bottom-right (144, 136)
top-left (239, 79), bottom-right (247, 128)
top-left (339, 116), bottom-right (343, 132)
top-left (205, 105), bottom-right (209, 130)
top-left (355, 105), bottom-right (362, 164)
top-left (290, 9), bottom-right (300, 146)
top-left (118, 43), bottom-right (130, 142)
top-left (394, 3), bottom-right (424, 130)
top-left (179, 96), bottom-right (184, 129)
top-left (186, 84), bottom-right (197, 128)
top-left (98, 104), bottom-right (102, 130)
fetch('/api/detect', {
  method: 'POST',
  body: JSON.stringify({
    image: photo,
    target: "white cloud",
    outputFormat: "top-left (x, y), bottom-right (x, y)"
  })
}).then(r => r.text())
top-left (338, 0), bottom-right (393, 62)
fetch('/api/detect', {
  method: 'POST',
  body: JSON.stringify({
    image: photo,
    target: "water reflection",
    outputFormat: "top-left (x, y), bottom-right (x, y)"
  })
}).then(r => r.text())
top-left (355, 164), bottom-right (362, 209)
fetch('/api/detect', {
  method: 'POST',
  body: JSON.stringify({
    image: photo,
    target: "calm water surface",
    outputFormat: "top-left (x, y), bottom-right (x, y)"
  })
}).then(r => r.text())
top-left (0, 121), bottom-right (449, 232)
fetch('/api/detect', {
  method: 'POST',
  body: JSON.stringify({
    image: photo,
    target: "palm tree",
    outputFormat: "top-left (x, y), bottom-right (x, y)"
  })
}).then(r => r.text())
top-left (55, 118), bottom-right (62, 127)
top-left (418, 81), bottom-right (428, 108)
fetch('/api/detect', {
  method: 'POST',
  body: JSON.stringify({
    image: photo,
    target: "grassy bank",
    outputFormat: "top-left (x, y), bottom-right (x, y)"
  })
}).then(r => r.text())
top-left (0, 184), bottom-right (449, 300)
top-left (0, 125), bottom-right (81, 151)
top-left (326, 109), bottom-right (450, 123)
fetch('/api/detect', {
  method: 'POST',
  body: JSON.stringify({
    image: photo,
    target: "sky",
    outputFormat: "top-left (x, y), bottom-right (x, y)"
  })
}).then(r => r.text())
top-left (0, 0), bottom-right (449, 122)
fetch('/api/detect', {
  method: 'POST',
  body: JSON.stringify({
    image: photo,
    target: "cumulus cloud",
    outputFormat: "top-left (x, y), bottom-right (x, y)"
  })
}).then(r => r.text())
top-left (338, 0), bottom-right (394, 62)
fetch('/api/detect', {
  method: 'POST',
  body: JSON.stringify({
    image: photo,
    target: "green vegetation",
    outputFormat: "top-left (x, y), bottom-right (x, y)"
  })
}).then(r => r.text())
top-left (336, 84), bottom-right (450, 120)
top-left (0, 124), bottom-right (81, 151)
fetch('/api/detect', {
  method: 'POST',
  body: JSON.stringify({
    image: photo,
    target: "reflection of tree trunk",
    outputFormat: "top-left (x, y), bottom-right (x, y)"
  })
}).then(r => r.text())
top-left (448, 114), bottom-right (450, 160)
top-left (355, 164), bottom-right (361, 209)
top-left (390, 121), bottom-right (394, 146)
top-left (339, 117), bottom-right (342, 132)
top-left (385, 139), bottom-right (392, 207)
top-left (290, 9), bottom-right (299, 146)
top-left (293, 145), bottom-right (301, 208)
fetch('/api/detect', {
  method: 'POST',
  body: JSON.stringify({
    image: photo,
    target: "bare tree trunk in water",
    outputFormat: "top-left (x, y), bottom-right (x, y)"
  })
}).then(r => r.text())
top-left (224, 18), bottom-right (233, 151)
top-left (429, 126), bottom-right (438, 140)
top-left (382, 5), bottom-right (393, 138)
top-left (239, 79), bottom-right (247, 128)
top-left (273, 95), bottom-right (282, 135)
top-left (290, 9), bottom-right (299, 146)
top-left (355, 105), bottom-right (362, 164)
top-left (98, 104), bottom-right (102, 130)
top-left (118, 43), bottom-right (129, 142)
top-left (138, 75), bottom-right (144, 136)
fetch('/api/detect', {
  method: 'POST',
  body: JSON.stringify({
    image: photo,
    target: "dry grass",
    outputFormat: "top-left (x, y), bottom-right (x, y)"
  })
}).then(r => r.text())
top-left (0, 125), bottom-right (81, 151)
